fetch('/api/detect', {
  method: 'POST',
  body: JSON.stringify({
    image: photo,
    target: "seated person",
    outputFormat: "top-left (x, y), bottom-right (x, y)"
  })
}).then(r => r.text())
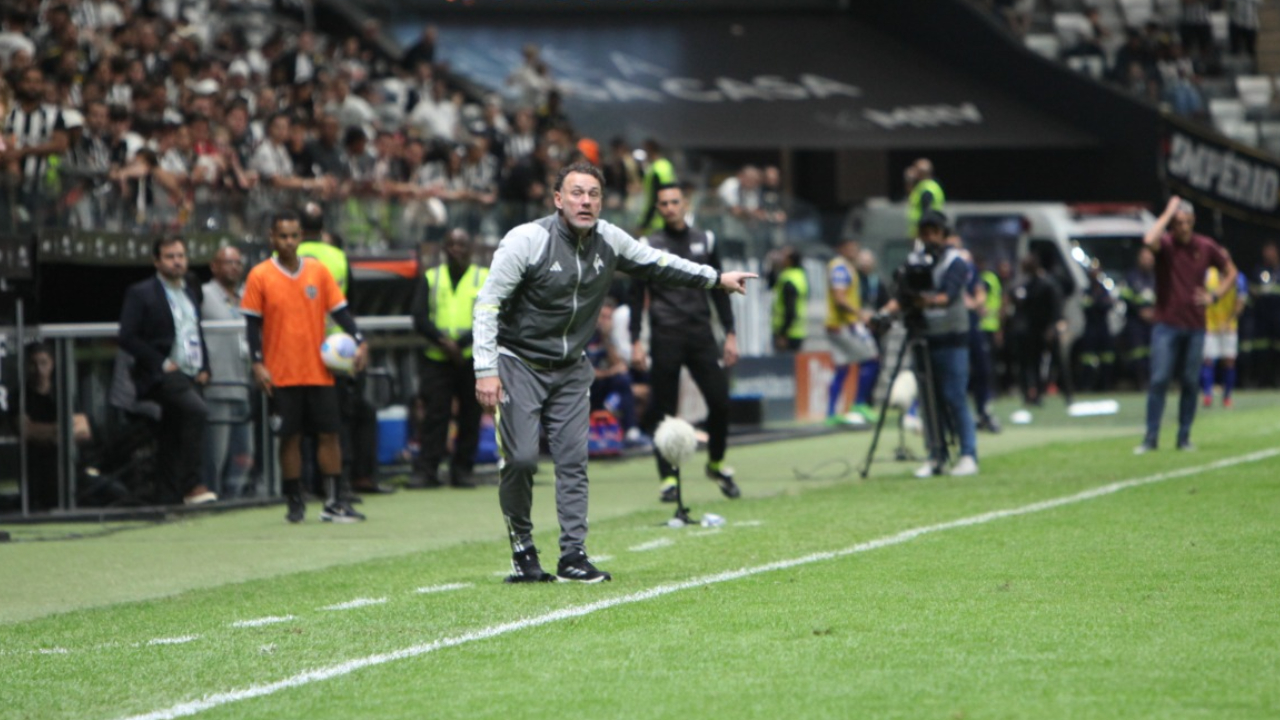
top-left (20, 342), bottom-right (91, 511)
top-left (587, 299), bottom-right (647, 446)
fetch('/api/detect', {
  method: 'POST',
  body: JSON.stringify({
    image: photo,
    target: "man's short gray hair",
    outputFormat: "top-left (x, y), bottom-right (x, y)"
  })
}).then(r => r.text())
top-left (1178, 200), bottom-right (1196, 217)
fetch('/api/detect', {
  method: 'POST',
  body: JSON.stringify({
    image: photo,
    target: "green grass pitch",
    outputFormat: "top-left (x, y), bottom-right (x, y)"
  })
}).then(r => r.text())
top-left (2, 391), bottom-right (1278, 720)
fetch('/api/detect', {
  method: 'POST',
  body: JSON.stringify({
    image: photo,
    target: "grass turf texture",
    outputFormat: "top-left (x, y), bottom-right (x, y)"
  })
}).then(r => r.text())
top-left (1, 391), bottom-right (1277, 719)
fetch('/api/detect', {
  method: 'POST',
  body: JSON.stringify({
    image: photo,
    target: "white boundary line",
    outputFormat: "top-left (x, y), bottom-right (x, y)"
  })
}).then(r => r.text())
top-left (627, 538), bottom-right (675, 552)
top-left (146, 636), bottom-right (200, 647)
top-left (414, 583), bottom-right (472, 595)
top-left (115, 448), bottom-right (1278, 720)
top-left (318, 598), bottom-right (386, 612)
top-left (230, 616), bottom-right (295, 628)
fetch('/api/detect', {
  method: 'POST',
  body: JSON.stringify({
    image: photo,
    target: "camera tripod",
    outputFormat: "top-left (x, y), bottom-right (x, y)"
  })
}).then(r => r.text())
top-left (860, 325), bottom-right (950, 479)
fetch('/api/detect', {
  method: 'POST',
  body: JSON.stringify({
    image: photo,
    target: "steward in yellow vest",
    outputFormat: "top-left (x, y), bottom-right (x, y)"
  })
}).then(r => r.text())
top-left (905, 158), bottom-right (945, 238)
top-left (409, 229), bottom-right (488, 489)
top-left (771, 247), bottom-right (808, 352)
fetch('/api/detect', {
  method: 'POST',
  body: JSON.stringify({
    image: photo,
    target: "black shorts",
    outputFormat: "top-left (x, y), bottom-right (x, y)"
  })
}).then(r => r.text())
top-left (270, 385), bottom-right (341, 437)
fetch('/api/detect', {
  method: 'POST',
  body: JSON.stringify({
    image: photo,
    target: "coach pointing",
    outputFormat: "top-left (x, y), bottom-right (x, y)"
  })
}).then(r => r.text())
top-left (473, 161), bottom-right (756, 584)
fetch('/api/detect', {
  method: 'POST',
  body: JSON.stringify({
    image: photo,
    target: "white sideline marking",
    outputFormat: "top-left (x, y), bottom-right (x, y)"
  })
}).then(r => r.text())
top-left (415, 584), bottom-right (471, 595)
top-left (147, 636), bottom-right (199, 647)
top-left (319, 598), bottom-right (387, 612)
top-left (590, 555), bottom-right (614, 563)
top-left (38, 647), bottom-right (69, 655)
top-left (690, 528), bottom-right (722, 537)
top-left (628, 538), bottom-right (674, 552)
top-left (230, 616), bottom-right (295, 628)
top-left (733, 520), bottom-right (763, 527)
top-left (114, 448), bottom-right (1279, 720)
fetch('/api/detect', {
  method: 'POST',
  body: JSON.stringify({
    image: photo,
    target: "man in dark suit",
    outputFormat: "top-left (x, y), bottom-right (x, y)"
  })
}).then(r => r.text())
top-left (118, 237), bottom-right (215, 505)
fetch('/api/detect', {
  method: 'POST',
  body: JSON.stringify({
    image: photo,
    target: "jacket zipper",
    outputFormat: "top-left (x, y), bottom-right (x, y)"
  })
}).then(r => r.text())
top-left (562, 237), bottom-right (584, 361)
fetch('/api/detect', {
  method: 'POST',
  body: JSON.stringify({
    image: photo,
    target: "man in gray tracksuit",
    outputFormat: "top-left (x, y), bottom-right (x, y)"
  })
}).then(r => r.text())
top-left (473, 162), bottom-right (755, 583)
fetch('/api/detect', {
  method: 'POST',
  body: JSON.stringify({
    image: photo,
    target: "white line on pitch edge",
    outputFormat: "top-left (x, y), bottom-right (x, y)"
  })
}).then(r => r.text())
top-left (230, 616), bottom-right (295, 628)
top-left (590, 555), bottom-right (613, 563)
top-left (319, 598), bottom-right (387, 612)
top-left (147, 636), bottom-right (199, 646)
top-left (113, 448), bottom-right (1280, 720)
top-left (415, 583), bottom-right (472, 594)
top-left (732, 520), bottom-right (763, 527)
top-left (628, 538), bottom-right (674, 552)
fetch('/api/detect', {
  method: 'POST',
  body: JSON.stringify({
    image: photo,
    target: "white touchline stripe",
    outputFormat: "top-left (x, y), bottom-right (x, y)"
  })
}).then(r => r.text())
top-left (147, 636), bottom-right (199, 646)
top-left (115, 448), bottom-right (1279, 720)
top-left (415, 584), bottom-right (472, 594)
top-left (733, 520), bottom-right (763, 527)
top-left (689, 528), bottom-right (722, 537)
top-left (590, 555), bottom-right (613, 563)
top-left (230, 616), bottom-right (295, 628)
top-left (628, 538), bottom-right (674, 552)
top-left (320, 598), bottom-right (387, 612)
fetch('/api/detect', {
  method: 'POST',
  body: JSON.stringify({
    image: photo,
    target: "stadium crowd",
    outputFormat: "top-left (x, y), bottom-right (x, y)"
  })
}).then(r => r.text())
top-left (0, 0), bottom-right (646, 250)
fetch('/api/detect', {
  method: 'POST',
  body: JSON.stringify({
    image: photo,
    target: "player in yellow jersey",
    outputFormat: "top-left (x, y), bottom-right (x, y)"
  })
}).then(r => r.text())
top-left (1201, 257), bottom-right (1247, 408)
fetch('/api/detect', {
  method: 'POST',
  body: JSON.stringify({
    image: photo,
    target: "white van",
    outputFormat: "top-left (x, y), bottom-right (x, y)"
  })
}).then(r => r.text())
top-left (844, 200), bottom-right (1154, 343)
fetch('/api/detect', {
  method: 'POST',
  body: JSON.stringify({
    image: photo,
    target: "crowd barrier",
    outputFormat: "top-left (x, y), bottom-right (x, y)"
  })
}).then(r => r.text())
top-left (0, 316), bottom-right (420, 519)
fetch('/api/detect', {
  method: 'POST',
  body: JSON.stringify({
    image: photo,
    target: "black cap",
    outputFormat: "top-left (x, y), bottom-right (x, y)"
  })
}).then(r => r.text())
top-left (918, 209), bottom-right (948, 231)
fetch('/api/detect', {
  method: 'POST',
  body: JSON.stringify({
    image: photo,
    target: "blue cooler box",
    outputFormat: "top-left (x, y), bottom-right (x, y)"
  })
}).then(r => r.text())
top-left (376, 405), bottom-right (409, 465)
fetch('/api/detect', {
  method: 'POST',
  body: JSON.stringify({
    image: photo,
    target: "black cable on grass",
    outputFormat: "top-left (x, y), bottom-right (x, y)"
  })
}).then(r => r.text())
top-left (792, 458), bottom-right (853, 481)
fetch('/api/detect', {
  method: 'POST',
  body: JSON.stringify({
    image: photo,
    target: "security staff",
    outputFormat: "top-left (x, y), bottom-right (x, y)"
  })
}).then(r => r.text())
top-left (297, 203), bottom-right (389, 497)
top-left (410, 228), bottom-right (487, 489)
top-left (975, 262), bottom-right (1003, 431)
top-left (905, 158), bottom-right (945, 239)
top-left (1121, 246), bottom-right (1157, 389)
top-left (1078, 263), bottom-right (1117, 392)
top-left (771, 246), bottom-right (807, 352)
top-left (630, 184), bottom-right (741, 504)
top-left (636, 138), bottom-right (676, 234)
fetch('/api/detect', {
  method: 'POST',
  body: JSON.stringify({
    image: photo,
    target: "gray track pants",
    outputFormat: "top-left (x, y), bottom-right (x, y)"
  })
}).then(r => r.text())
top-left (497, 353), bottom-right (593, 558)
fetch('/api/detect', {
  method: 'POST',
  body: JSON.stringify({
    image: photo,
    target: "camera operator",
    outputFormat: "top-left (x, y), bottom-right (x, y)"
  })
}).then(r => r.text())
top-left (878, 210), bottom-right (979, 478)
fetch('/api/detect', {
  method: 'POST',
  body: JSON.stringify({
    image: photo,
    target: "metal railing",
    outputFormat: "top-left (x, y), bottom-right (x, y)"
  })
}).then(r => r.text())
top-left (0, 316), bottom-right (420, 518)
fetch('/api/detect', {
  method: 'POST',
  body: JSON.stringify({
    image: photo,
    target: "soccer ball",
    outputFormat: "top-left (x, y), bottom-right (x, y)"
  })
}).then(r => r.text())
top-left (654, 416), bottom-right (698, 469)
top-left (320, 333), bottom-right (358, 375)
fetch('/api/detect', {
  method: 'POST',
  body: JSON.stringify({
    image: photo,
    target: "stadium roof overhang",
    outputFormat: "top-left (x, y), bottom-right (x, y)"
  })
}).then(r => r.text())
top-left (407, 14), bottom-right (1098, 151)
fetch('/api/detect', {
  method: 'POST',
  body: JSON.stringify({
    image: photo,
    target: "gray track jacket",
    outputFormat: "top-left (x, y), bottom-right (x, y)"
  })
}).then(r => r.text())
top-left (473, 213), bottom-right (719, 378)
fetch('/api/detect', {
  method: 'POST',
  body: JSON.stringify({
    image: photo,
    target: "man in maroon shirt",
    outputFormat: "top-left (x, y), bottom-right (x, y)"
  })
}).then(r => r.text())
top-left (1136, 196), bottom-right (1237, 454)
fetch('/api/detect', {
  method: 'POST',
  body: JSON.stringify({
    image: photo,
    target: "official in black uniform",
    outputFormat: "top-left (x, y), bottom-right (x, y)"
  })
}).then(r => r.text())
top-left (630, 184), bottom-right (741, 502)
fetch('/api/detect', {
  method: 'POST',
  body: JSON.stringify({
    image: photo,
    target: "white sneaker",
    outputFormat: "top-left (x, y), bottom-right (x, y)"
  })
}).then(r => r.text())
top-left (950, 455), bottom-right (979, 476)
top-left (914, 462), bottom-right (936, 478)
top-left (903, 415), bottom-right (923, 434)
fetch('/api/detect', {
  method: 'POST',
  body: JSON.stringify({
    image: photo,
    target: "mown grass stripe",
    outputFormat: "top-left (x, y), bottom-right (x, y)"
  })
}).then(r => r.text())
top-left (115, 448), bottom-right (1278, 720)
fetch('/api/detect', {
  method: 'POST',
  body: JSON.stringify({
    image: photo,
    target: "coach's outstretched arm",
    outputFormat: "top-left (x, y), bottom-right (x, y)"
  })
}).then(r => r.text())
top-left (602, 222), bottom-right (756, 294)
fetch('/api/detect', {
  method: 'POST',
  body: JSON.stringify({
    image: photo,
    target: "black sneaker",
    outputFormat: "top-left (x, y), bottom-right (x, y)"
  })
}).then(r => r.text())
top-left (659, 477), bottom-right (679, 503)
top-left (705, 464), bottom-right (741, 499)
top-left (556, 550), bottom-right (612, 583)
top-left (285, 495), bottom-right (306, 524)
top-left (320, 501), bottom-right (366, 523)
top-left (504, 548), bottom-right (556, 584)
